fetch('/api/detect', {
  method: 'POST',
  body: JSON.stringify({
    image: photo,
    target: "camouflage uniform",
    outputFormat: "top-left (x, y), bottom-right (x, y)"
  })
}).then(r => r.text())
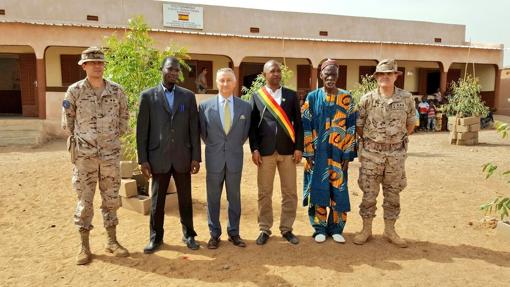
top-left (62, 78), bottom-right (129, 231)
top-left (356, 87), bottom-right (416, 220)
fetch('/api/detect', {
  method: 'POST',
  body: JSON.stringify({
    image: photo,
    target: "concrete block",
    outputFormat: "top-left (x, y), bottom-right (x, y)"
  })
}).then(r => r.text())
top-left (459, 116), bottom-right (480, 126)
top-left (456, 138), bottom-right (478, 146)
top-left (132, 173), bottom-right (149, 196)
top-left (496, 221), bottom-right (510, 241)
top-left (456, 123), bottom-right (481, 133)
top-left (120, 161), bottom-right (134, 179)
top-left (121, 195), bottom-right (151, 215)
top-left (148, 178), bottom-right (176, 197)
top-left (448, 116), bottom-right (459, 126)
top-left (119, 179), bottom-right (138, 198)
top-left (455, 125), bottom-right (469, 133)
top-left (469, 123), bottom-right (481, 132)
top-left (457, 131), bottom-right (478, 141)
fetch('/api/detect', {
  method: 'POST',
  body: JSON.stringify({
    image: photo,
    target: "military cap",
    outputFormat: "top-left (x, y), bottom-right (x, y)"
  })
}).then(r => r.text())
top-left (78, 47), bottom-right (106, 65)
top-left (374, 59), bottom-right (403, 75)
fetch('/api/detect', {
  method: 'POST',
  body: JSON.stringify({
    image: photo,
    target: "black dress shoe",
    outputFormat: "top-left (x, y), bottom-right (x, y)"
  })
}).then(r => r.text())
top-left (182, 236), bottom-right (200, 250)
top-left (207, 237), bottom-right (220, 249)
top-left (282, 231), bottom-right (299, 245)
top-left (143, 240), bottom-right (162, 254)
top-left (228, 235), bottom-right (246, 247)
top-left (256, 232), bottom-right (270, 245)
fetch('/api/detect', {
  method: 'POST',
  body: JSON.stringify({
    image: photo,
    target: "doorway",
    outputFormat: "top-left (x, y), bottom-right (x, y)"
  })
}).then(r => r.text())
top-left (240, 62), bottom-right (264, 92)
top-left (418, 68), bottom-right (441, 95)
top-left (182, 60), bottom-right (213, 93)
top-left (0, 54), bottom-right (21, 115)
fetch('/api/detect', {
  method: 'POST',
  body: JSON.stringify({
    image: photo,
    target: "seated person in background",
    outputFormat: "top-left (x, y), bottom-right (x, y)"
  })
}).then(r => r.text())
top-left (480, 108), bottom-right (496, 129)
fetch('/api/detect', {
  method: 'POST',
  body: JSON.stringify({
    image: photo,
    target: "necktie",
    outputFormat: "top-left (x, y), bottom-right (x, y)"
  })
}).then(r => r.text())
top-left (224, 99), bottom-right (231, 134)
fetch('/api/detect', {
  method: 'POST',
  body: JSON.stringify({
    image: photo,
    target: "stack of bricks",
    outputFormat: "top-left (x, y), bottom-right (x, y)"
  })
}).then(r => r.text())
top-left (118, 161), bottom-right (178, 215)
top-left (119, 161), bottom-right (151, 215)
top-left (448, 116), bottom-right (480, 146)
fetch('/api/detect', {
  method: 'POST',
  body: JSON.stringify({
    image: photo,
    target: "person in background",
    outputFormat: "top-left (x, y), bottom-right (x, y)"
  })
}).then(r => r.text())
top-left (418, 97), bottom-right (429, 131)
top-left (195, 67), bottom-right (208, 94)
top-left (427, 100), bottom-right (437, 131)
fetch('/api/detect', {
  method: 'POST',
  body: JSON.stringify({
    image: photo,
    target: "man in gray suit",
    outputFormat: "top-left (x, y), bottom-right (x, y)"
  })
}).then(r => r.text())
top-left (198, 68), bottom-right (252, 249)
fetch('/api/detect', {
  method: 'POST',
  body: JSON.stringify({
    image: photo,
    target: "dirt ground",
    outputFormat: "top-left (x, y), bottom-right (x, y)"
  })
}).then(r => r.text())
top-left (1, 118), bottom-right (510, 287)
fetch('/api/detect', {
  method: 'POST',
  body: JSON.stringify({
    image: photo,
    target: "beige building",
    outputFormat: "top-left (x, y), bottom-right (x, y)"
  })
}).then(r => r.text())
top-left (0, 0), bottom-right (507, 143)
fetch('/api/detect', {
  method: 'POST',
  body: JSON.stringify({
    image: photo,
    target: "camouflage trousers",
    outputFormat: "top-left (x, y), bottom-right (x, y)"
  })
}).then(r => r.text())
top-left (357, 144), bottom-right (407, 220)
top-left (73, 156), bottom-right (121, 231)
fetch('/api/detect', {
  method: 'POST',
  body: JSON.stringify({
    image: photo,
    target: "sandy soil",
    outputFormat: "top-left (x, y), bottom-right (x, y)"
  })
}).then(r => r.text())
top-left (1, 120), bottom-right (510, 287)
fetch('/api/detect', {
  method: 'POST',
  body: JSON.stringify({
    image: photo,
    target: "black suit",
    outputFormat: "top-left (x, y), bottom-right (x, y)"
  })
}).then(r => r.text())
top-left (249, 87), bottom-right (304, 155)
top-left (136, 84), bottom-right (201, 242)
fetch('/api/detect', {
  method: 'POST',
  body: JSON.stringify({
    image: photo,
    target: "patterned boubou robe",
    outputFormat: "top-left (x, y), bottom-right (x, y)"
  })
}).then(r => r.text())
top-left (302, 88), bottom-right (357, 235)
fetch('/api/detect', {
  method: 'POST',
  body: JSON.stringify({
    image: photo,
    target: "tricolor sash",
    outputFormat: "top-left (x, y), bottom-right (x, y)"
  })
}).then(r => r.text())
top-left (256, 87), bottom-right (295, 143)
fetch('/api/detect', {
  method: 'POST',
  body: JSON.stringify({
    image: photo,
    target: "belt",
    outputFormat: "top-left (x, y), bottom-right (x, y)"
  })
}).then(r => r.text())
top-left (363, 138), bottom-right (405, 152)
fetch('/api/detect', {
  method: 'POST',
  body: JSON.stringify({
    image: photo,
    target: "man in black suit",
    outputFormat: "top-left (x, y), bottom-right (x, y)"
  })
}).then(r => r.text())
top-left (249, 60), bottom-right (304, 245)
top-left (137, 57), bottom-right (201, 253)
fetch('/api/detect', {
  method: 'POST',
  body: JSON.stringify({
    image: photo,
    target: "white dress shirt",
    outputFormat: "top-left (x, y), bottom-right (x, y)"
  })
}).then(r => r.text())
top-left (265, 85), bottom-right (282, 105)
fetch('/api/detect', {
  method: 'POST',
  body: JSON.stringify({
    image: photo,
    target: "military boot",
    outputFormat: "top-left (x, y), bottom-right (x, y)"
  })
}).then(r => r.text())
top-left (104, 226), bottom-right (129, 257)
top-left (383, 219), bottom-right (408, 248)
top-left (76, 229), bottom-right (92, 265)
top-left (352, 218), bottom-right (373, 245)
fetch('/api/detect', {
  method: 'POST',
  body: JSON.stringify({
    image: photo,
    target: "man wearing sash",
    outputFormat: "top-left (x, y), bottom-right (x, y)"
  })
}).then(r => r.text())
top-left (302, 59), bottom-right (357, 243)
top-left (249, 60), bottom-right (304, 245)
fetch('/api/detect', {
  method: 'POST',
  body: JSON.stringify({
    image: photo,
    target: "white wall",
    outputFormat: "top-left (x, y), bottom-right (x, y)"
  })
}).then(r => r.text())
top-left (450, 63), bottom-right (496, 91)
top-left (45, 46), bottom-right (86, 87)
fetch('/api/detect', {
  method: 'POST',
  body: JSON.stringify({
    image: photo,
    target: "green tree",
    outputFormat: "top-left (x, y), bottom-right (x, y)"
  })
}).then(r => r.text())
top-left (441, 75), bottom-right (489, 118)
top-left (103, 16), bottom-right (189, 160)
top-left (480, 121), bottom-right (510, 220)
top-left (351, 75), bottom-right (377, 106)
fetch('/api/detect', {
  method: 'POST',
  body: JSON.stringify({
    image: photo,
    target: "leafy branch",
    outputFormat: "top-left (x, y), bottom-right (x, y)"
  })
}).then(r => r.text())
top-left (442, 75), bottom-right (489, 118)
top-left (480, 120), bottom-right (510, 220)
top-left (351, 75), bottom-right (377, 106)
top-left (103, 16), bottom-right (189, 160)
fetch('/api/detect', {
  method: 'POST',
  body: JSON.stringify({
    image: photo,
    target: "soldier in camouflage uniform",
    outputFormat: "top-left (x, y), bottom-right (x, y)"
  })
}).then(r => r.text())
top-left (353, 59), bottom-right (416, 248)
top-left (62, 47), bottom-right (130, 264)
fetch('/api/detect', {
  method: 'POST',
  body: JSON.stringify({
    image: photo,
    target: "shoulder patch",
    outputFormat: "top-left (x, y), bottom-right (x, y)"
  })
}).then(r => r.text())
top-left (63, 100), bottom-right (71, 109)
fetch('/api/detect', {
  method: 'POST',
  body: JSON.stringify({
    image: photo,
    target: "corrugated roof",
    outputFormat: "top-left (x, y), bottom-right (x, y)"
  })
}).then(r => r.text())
top-left (0, 19), bottom-right (504, 50)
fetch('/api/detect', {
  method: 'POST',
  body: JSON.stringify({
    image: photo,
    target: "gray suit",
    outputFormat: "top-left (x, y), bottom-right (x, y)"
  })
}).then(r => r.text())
top-left (199, 95), bottom-right (251, 238)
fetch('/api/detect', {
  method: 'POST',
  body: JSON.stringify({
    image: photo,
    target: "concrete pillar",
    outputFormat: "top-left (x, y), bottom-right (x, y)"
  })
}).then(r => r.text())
top-left (494, 67), bottom-right (501, 111)
top-left (440, 70), bottom-right (448, 95)
top-left (233, 66), bottom-right (240, 96)
top-left (36, 58), bottom-right (46, 119)
top-left (310, 67), bottom-right (318, 90)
